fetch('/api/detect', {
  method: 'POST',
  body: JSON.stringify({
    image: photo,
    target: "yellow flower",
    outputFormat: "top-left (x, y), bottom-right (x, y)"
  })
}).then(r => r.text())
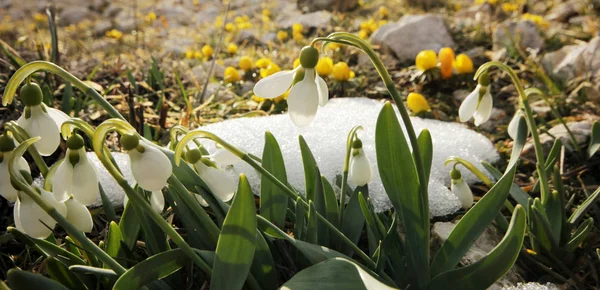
top-left (438, 47), bottom-right (455, 79)
top-left (251, 94), bottom-right (265, 102)
top-left (260, 63), bottom-right (281, 78)
top-left (105, 29), bottom-right (123, 40)
top-left (277, 31), bottom-right (289, 42)
top-left (454, 54), bottom-right (474, 74)
top-left (224, 66), bottom-right (241, 83)
top-left (349, 71), bottom-right (355, 79)
top-left (501, 3), bottom-right (519, 13)
top-left (407, 93), bottom-right (431, 113)
top-left (293, 31), bottom-right (304, 43)
top-left (33, 12), bottom-right (47, 23)
top-left (487, 0), bottom-right (498, 4)
top-left (194, 51), bottom-right (202, 59)
top-left (415, 50), bottom-right (437, 71)
top-left (227, 43), bottom-right (238, 54)
top-left (145, 12), bottom-right (157, 22)
top-left (225, 23), bottom-right (235, 32)
top-left (262, 9), bottom-right (271, 18)
top-left (293, 58), bottom-right (301, 69)
top-left (185, 50), bottom-right (194, 59)
top-left (292, 23), bottom-right (303, 33)
top-left (327, 42), bottom-right (341, 51)
top-left (379, 6), bottom-right (389, 18)
top-left (316, 57), bottom-right (334, 77)
top-left (237, 22), bottom-right (252, 30)
top-left (239, 56), bottom-right (253, 71)
top-left (214, 16), bottom-right (223, 28)
top-left (522, 13), bottom-right (549, 29)
top-left (332, 62), bottom-right (352, 82)
top-left (256, 58), bottom-right (271, 69)
top-left (358, 29), bottom-right (369, 39)
top-left (201, 45), bottom-right (213, 59)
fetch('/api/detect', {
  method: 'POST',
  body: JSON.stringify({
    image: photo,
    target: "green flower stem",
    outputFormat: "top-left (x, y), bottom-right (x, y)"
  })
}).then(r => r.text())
top-left (5, 121), bottom-right (49, 176)
top-left (93, 122), bottom-right (213, 276)
top-left (338, 126), bottom-right (362, 231)
top-left (8, 137), bottom-right (126, 275)
top-left (444, 156), bottom-right (494, 186)
top-left (476, 61), bottom-right (551, 204)
top-left (2, 61), bottom-right (124, 120)
top-left (173, 131), bottom-right (376, 269)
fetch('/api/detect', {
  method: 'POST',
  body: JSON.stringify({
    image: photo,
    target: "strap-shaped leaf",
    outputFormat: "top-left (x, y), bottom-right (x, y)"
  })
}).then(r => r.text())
top-left (211, 174), bottom-right (257, 290)
top-left (113, 249), bottom-right (189, 290)
top-left (545, 190), bottom-right (563, 244)
top-left (322, 177), bottom-right (340, 247)
top-left (7, 268), bottom-right (68, 290)
top-left (281, 258), bottom-right (394, 290)
top-left (295, 196), bottom-right (307, 240)
top-left (105, 221), bottom-right (123, 261)
top-left (375, 102), bottom-right (428, 286)
top-left (341, 186), bottom-right (365, 256)
top-left (250, 231), bottom-right (279, 290)
top-left (565, 218), bottom-right (594, 252)
top-left (46, 256), bottom-right (88, 290)
top-left (118, 201), bottom-right (140, 250)
top-left (306, 200), bottom-right (319, 244)
top-left (531, 198), bottom-right (559, 253)
top-left (569, 186), bottom-right (600, 225)
top-left (261, 131), bottom-right (288, 229)
top-left (482, 162), bottom-right (530, 207)
top-left (588, 121), bottom-right (599, 158)
top-left (428, 205), bottom-right (526, 290)
top-left (417, 129), bottom-right (433, 182)
top-left (430, 165), bottom-right (517, 276)
top-left (299, 135), bottom-right (318, 202)
top-left (8, 227), bottom-right (86, 266)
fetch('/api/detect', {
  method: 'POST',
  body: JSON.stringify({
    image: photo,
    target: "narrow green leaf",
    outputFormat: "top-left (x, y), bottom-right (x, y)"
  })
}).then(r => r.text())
top-left (113, 249), bottom-right (189, 290)
top-left (68, 265), bottom-right (118, 278)
top-left (250, 230), bottom-right (279, 290)
top-left (531, 199), bottom-right (559, 252)
top-left (295, 197), bottom-right (306, 240)
top-left (46, 8), bottom-right (59, 64)
top-left (587, 121), bottom-right (599, 158)
top-left (280, 258), bottom-right (395, 290)
top-left (261, 131), bottom-right (289, 229)
top-left (299, 135), bottom-right (318, 202)
top-left (60, 82), bottom-right (73, 114)
top-left (545, 190), bottom-right (563, 244)
top-left (0, 41), bottom-right (26, 68)
top-left (417, 129), bottom-right (433, 182)
top-left (7, 268), bottom-right (68, 290)
top-left (569, 186), bottom-right (600, 225)
top-left (429, 205), bottom-right (526, 290)
top-left (119, 201), bottom-right (140, 250)
top-left (341, 186), bottom-right (365, 256)
top-left (306, 201), bottom-right (318, 244)
top-left (565, 218), bottom-right (593, 252)
top-left (46, 256), bottom-right (88, 290)
top-left (313, 169), bottom-right (329, 246)
top-left (430, 165), bottom-right (517, 276)
top-left (211, 174), bottom-right (257, 290)
top-left (358, 192), bottom-right (383, 241)
top-left (375, 102), bottom-right (428, 286)
top-left (8, 228), bottom-right (86, 267)
top-left (322, 177), bottom-right (340, 246)
top-left (482, 162), bottom-right (530, 207)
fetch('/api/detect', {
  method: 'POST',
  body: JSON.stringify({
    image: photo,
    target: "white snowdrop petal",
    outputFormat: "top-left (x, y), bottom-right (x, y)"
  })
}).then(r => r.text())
top-left (17, 105), bottom-right (61, 156)
top-left (150, 191), bottom-right (165, 214)
top-left (451, 179), bottom-right (474, 210)
top-left (316, 75), bottom-right (329, 106)
top-left (458, 85), bottom-right (480, 123)
top-left (507, 111), bottom-right (520, 140)
top-left (65, 198), bottom-right (93, 232)
top-left (473, 92), bottom-right (493, 126)
top-left (209, 148), bottom-right (240, 166)
top-left (253, 70), bottom-right (295, 99)
top-left (194, 193), bottom-right (209, 207)
top-left (348, 150), bottom-right (373, 186)
top-left (42, 189), bottom-right (67, 217)
top-left (287, 69), bottom-right (320, 127)
top-left (53, 160), bottom-right (74, 203)
top-left (46, 106), bottom-right (70, 129)
top-left (72, 152), bottom-right (100, 205)
top-left (0, 153), bottom-right (27, 202)
top-left (194, 162), bottom-right (235, 202)
top-left (18, 191), bottom-right (57, 239)
top-left (129, 143), bottom-right (173, 191)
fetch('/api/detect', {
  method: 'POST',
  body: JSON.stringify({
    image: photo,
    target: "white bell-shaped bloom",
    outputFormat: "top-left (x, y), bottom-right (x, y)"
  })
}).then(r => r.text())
top-left (53, 148), bottom-right (100, 205)
top-left (65, 198), bottom-right (93, 232)
top-left (0, 151), bottom-right (30, 202)
top-left (15, 189), bottom-right (66, 239)
top-left (348, 148), bottom-right (373, 186)
top-left (458, 84), bottom-right (493, 126)
top-left (451, 177), bottom-right (474, 210)
top-left (123, 189), bottom-right (165, 214)
top-left (193, 159), bottom-right (235, 202)
top-left (127, 141), bottom-right (173, 191)
top-left (16, 104), bottom-right (69, 156)
top-left (507, 109), bottom-right (529, 140)
top-left (208, 147), bottom-right (241, 166)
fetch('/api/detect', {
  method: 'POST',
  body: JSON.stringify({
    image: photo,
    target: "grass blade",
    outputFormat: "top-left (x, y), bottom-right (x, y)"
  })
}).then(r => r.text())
top-left (261, 131), bottom-right (289, 229)
top-left (113, 249), bottom-right (189, 290)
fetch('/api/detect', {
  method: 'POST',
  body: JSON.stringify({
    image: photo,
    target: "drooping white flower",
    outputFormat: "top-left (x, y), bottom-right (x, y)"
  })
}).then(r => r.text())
top-left (459, 73), bottom-right (493, 126)
top-left (122, 134), bottom-right (172, 191)
top-left (53, 133), bottom-right (100, 205)
top-left (16, 83), bottom-right (70, 156)
top-left (253, 46), bottom-right (328, 127)
top-left (65, 198), bottom-right (93, 233)
top-left (348, 139), bottom-right (373, 186)
top-left (507, 109), bottom-right (529, 140)
top-left (0, 134), bottom-right (30, 202)
top-left (450, 169), bottom-right (473, 210)
top-left (123, 189), bottom-right (165, 214)
top-left (15, 189), bottom-right (66, 239)
top-left (186, 149), bottom-right (235, 202)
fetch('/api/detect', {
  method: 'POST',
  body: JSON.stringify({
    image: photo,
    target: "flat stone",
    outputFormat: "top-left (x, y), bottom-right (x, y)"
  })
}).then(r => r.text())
top-left (547, 0), bottom-right (582, 22)
top-left (277, 10), bottom-right (332, 29)
top-left (523, 120), bottom-right (593, 156)
top-left (58, 7), bottom-right (95, 26)
top-left (479, 108), bottom-right (508, 133)
top-left (493, 20), bottom-right (544, 52)
top-left (541, 36), bottom-right (600, 84)
top-left (370, 14), bottom-right (455, 63)
top-left (92, 20), bottom-right (112, 36)
top-left (296, 0), bottom-right (359, 12)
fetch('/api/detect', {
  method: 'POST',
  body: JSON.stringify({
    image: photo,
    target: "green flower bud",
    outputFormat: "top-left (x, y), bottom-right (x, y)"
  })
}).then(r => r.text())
top-left (66, 133), bottom-right (85, 150)
top-left (478, 71), bottom-right (490, 87)
top-left (0, 134), bottom-right (16, 152)
top-left (20, 82), bottom-right (44, 107)
top-left (68, 150), bottom-right (80, 167)
top-left (352, 138), bottom-right (363, 149)
top-left (450, 168), bottom-right (462, 180)
top-left (185, 149), bottom-right (202, 164)
top-left (120, 134), bottom-right (140, 151)
top-left (292, 67), bottom-right (306, 85)
top-left (299, 46), bottom-right (319, 69)
top-left (478, 86), bottom-right (487, 98)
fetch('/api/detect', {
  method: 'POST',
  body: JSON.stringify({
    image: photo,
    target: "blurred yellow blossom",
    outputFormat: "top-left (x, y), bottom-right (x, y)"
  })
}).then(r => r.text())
top-left (292, 23), bottom-right (303, 33)
top-left (316, 57), bottom-right (334, 76)
top-left (201, 45), bottom-right (214, 59)
top-left (227, 43), bottom-right (238, 54)
top-left (239, 56), bottom-right (253, 71)
top-left (185, 50), bottom-right (194, 59)
top-left (407, 93), bottom-right (431, 113)
top-left (145, 12), bottom-right (157, 22)
top-left (293, 58), bottom-right (301, 68)
top-left (251, 94), bottom-right (265, 102)
top-left (225, 23), bottom-right (235, 32)
top-left (327, 42), bottom-right (341, 51)
top-left (415, 50), bottom-right (437, 71)
top-left (438, 47), bottom-right (455, 79)
top-left (214, 16), bottom-right (223, 28)
top-left (193, 0), bottom-right (199, 5)
top-left (105, 29), bottom-right (123, 40)
top-left (262, 8), bottom-right (271, 18)
top-left (379, 7), bottom-right (389, 18)
top-left (293, 31), bottom-right (304, 43)
top-left (33, 13), bottom-right (47, 23)
top-left (260, 63), bottom-right (281, 78)
top-left (358, 30), bottom-right (369, 39)
top-left (194, 51), bottom-right (202, 59)
top-left (522, 13), bottom-right (549, 29)
top-left (274, 90), bottom-right (289, 103)
top-left (277, 31), bottom-right (289, 42)
top-left (256, 58), bottom-right (271, 69)
top-left (224, 66), bottom-right (241, 83)
top-left (454, 54), bottom-right (474, 74)
top-left (501, 3), bottom-right (519, 13)
top-left (332, 62), bottom-right (352, 82)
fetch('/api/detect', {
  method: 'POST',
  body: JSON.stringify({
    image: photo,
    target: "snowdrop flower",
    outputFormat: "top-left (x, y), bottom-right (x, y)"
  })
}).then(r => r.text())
top-left (507, 109), bottom-right (528, 140)
top-left (348, 139), bottom-right (372, 186)
top-left (186, 149), bottom-right (235, 202)
top-left (0, 134), bottom-right (30, 202)
top-left (15, 186), bottom-right (67, 239)
top-left (65, 197), bottom-right (93, 232)
top-left (123, 189), bottom-right (165, 214)
top-left (16, 83), bottom-right (70, 156)
top-left (450, 169), bottom-right (473, 210)
top-left (459, 72), bottom-right (493, 126)
top-left (53, 133), bottom-right (100, 205)
top-left (253, 46), bottom-right (328, 127)
top-left (121, 134), bottom-right (172, 191)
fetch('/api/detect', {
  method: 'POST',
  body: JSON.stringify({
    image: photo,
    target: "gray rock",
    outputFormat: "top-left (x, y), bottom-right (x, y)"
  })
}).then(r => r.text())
top-left (155, 4), bottom-right (194, 27)
top-left (455, 3), bottom-right (492, 24)
top-left (93, 20), bottom-right (112, 36)
top-left (493, 20), bottom-right (544, 52)
top-left (403, 0), bottom-right (447, 9)
top-left (453, 89), bottom-right (471, 102)
top-left (58, 7), bottom-right (94, 26)
top-left (277, 10), bottom-right (332, 29)
top-left (241, 81), bottom-right (256, 95)
top-left (370, 14), bottom-right (455, 63)
top-left (541, 36), bottom-right (600, 84)
top-left (523, 120), bottom-right (593, 155)
top-left (102, 3), bottom-right (122, 18)
top-left (296, 0), bottom-right (359, 12)
top-left (547, 0), bottom-right (582, 22)
top-left (479, 108), bottom-right (508, 133)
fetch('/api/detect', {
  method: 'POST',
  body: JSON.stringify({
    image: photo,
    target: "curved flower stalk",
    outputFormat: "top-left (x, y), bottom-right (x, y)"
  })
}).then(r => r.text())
top-left (449, 168), bottom-right (474, 210)
top-left (458, 72), bottom-right (493, 126)
top-left (0, 133), bottom-right (30, 202)
top-left (123, 189), bottom-right (165, 214)
top-left (254, 46), bottom-right (328, 126)
top-left (185, 148), bottom-right (235, 203)
top-left (16, 82), bottom-right (69, 156)
top-left (348, 138), bottom-right (373, 186)
top-left (53, 133), bottom-right (100, 205)
top-left (121, 134), bottom-right (172, 191)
